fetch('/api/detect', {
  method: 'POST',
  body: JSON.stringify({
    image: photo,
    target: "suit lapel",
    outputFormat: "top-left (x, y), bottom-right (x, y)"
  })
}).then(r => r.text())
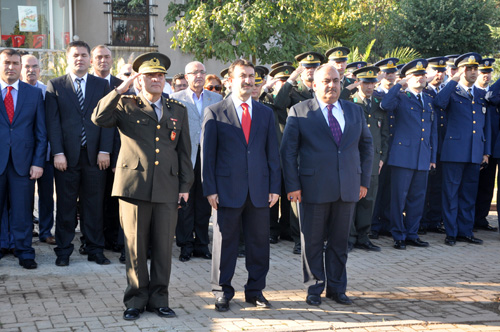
top-left (83, 75), bottom-right (96, 116)
top-left (64, 74), bottom-right (82, 112)
top-left (455, 85), bottom-right (470, 99)
top-left (222, 98), bottom-right (247, 145)
top-left (0, 88), bottom-right (10, 124)
top-left (138, 93), bottom-right (159, 121)
top-left (160, 96), bottom-right (172, 124)
top-left (12, 82), bottom-right (26, 124)
top-left (338, 99), bottom-right (350, 147)
top-left (310, 98), bottom-right (336, 145)
top-left (247, 100), bottom-right (261, 147)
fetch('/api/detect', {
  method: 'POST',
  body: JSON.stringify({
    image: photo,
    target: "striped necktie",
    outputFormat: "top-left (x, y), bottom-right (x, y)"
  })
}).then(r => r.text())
top-left (75, 78), bottom-right (87, 147)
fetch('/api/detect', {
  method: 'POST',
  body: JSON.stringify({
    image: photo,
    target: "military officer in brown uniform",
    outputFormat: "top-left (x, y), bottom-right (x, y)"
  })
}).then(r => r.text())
top-left (92, 52), bottom-right (194, 321)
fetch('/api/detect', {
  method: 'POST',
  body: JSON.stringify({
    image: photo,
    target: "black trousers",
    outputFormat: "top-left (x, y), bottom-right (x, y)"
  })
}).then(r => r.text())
top-left (211, 195), bottom-right (270, 300)
top-left (270, 172), bottom-right (290, 238)
top-left (474, 158), bottom-right (497, 227)
top-left (176, 147), bottom-right (211, 254)
top-left (54, 148), bottom-right (106, 258)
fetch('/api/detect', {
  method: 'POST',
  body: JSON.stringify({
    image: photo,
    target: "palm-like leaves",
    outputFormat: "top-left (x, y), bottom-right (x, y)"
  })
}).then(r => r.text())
top-left (383, 47), bottom-right (421, 64)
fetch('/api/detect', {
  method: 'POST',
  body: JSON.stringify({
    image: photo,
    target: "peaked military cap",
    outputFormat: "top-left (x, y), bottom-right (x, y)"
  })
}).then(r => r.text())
top-left (479, 58), bottom-right (495, 73)
top-left (132, 52), bottom-right (170, 74)
top-left (353, 66), bottom-right (380, 83)
top-left (455, 52), bottom-right (482, 68)
top-left (325, 46), bottom-right (350, 62)
top-left (220, 68), bottom-right (229, 79)
top-left (346, 61), bottom-right (368, 74)
top-left (255, 66), bottom-right (269, 85)
top-left (401, 59), bottom-right (428, 76)
top-left (374, 57), bottom-right (399, 73)
top-left (445, 54), bottom-right (459, 68)
top-left (271, 61), bottom-right (293, 69)
top-left (295, 52), bottom-right (324, 67)
top-left (396, 63), bottom-right (405, 77)
top-left (427, 56), bottom-right (448, 72)
top-left (269, 65), bottom-right (296, 79)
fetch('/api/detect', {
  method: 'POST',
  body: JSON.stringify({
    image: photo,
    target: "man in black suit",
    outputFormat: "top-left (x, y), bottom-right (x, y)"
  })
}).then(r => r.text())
top-left (45, 41), bottom-right (114, 266)
top-left (202, 59), bottom-right (281, 312)
top-left (91, 45), bottom-right (124, 260)
top-left (281, 64), bottom-right (373, 306)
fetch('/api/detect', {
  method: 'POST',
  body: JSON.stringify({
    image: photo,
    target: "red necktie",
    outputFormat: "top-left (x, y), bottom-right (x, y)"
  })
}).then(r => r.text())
top-left (241, 102), bottom-right (251, 143)
top-left (4, 86), bottom-right (14, 124)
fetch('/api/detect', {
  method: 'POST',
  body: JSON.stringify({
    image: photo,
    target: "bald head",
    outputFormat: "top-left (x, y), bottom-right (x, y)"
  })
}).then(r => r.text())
top-left (21, 54), bottom-right (40, 86)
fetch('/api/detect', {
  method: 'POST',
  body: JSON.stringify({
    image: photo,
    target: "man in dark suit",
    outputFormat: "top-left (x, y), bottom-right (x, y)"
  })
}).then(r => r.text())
top-left (172, 61), bottom-right (222, 262)
top-left (281, 64), bottom-right (373, 306)
top-left (202, 59), bottom-right (281, 312)
top-left (0, 49), bottom-right (47, 268)
top-left (45, 41), bottom-right (114, 266)
top-left (91, 45), bottom-right (124, 258)
top-left (93, 52), bottom-right (193, 320)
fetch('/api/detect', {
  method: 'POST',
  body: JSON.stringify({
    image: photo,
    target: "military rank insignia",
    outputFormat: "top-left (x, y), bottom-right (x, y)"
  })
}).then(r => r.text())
top-left (483, 107), bottom-right (487, 114)
top-left (406, 92), bottom-right (411, 98)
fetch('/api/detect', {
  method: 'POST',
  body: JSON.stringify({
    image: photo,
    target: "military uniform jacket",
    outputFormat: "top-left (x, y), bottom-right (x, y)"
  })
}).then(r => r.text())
top-left (351, 92), bottom-right (389, 176)
top-left (423, 85), bottom-right (447, 154)
top-left (484, 81), bottom-right (500, 158)
top-left (339, 76), bottom-right (357, 100)
top-left (259, 92), bottom-right (286, 146)
top-left (434, 81), bottom-right (491, 164)
top-left (92, 90), bottom-right (194, 203)
top-left (381, 83), bottom-right (438, 170)
top-left (273, 80), bottom-right (314, 112)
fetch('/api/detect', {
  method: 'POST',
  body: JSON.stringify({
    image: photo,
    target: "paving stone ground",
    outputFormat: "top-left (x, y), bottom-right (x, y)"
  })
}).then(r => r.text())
top-left (1, 212), bottom-right (499, 332)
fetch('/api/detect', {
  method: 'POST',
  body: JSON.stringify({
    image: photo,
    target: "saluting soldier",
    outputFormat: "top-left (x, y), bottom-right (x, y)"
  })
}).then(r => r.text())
top-left (420, 57), bottom-right (448, 234)
top-left (325, 46), bottom-right (357, 100)
top-left (349, 65), bottom-right (389, 252)
top-left (273, 51), bottom-right (324, 254)
top-left (434, 52), bottom-right (491, 246)
top-left (474, 58), bottom-right (499, 232)
top-left (381, 59), bottom-right (437, 250)
top-left (92, 52), bottom-right (194, 320)
top-left (443, 55), bottom-right (459, 86)
top-left (345, 61), bottom-right (368, 79)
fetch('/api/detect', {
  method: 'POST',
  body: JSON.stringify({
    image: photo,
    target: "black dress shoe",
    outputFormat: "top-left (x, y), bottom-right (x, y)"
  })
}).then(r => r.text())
top-left (279, 234), bottom-right (293, 242)
top-left (79, 244), bottom-right (88, 255)
top-left (406, 238), bottom-right (429, 247)
top-left (119, 251), bottom-right (126, 264)
top-left (179, 253), bottom-right (191, 262)
top-left (245, 294), bottom-right (271, 308)
top-left (215, 296), bottom-right (230, 312)
top-left (293, 243), bottom-right (301, 255)
top-left (444, 236), bottom-right (456, 246)
top-left (368, 231), bottom-right (379, 239)
top-left (393, 240), bottom-right (406, 250)
top-left (147, 307), bottom-right (176, 318)
top-left (123, 308), bottom-right (143, 320)
top-left (306, 294), bottom-right (321, 306)
top-left (476, 224), bottom-right (498, 232)
top-left (427, 226), bottom-right (446, 234)
top-left (347, 242), bottom-right (354, 252)
top-left (326, 292), bottom-right (353, 305)
top-left (193, 251), bottom-right (212, 259)
top-left (456, 235), bottom-right (483, 244)
top-left (354, 240), bottom-right (381, 252)
top-left (55, 256), bottom-right (69, 266)
top-left (269, 235), bottom-right (279, 244)
top-left (88, 253), bottom-right (111, 265)
top-left (19, 259), bottom-right (37, 269)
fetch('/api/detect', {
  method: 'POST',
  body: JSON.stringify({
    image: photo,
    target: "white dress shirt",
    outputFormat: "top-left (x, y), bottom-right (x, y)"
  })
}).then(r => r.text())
top-left (317, 98), bottom-right (345, 132)
top-left (69, 72), bottom-right (88, 98)
top-left (231, 94), bottom-right (253, 123)
top-left (0, 79), bottom-right (19, 110)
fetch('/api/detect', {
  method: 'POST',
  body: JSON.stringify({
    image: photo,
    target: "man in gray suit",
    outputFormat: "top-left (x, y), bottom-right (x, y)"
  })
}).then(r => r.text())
top-left (172, 61), bottom-right (222, 262)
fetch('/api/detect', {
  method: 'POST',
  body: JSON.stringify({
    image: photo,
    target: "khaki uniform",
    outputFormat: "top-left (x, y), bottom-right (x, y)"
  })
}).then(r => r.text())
top-left (92, 90), bottom-right (194, 309)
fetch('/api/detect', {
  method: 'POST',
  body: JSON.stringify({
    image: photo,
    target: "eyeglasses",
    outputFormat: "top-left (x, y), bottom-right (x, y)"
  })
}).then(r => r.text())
top-left (187, 70), bottom-right (207, 76)
top-left (206, 85), bottom-right (222, 92)
top-left (122, 72), bottom-right (132, 77)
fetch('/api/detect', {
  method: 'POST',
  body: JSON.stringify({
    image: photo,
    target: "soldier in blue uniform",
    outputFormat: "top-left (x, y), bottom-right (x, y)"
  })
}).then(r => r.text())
top-left (420, 57), bottom-right (448, 234)
top-left (349, 66), bottom-right (388, 252)
top-left (381, 59), bottom-right (437, 250)
top-left (443, 55), bottom-right (459, 86)
top-left (370, 57), bottom-right (400, 239)
top-left (474, 58), bottom-right (499, 232)
top-left (345, 61), bottom-right (368, 79)
top-left (434, 52), bottom-right (491, 246)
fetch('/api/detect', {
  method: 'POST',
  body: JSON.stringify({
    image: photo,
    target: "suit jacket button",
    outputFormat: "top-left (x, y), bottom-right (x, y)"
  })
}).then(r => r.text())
top-left (422, 128), bottom-right (425, 132)
top-left (421, 138), bottom-right (424, 141)
top-left (473, 130), bottom-right (476, 134)
top-left (155, 161), bottom-right (159, 165)
top-left (156, 137), bottom-right (159, 141)
top-left (156, 149), bottom-right (160, 153)
top-left (367, 124), bottom-right (371, 127)
top-left (122, 164), bottom-right (127, 167)
top-left (137, 120), bottom-right (140, 123)
top-left (157, 125), bottom-right (161, 129)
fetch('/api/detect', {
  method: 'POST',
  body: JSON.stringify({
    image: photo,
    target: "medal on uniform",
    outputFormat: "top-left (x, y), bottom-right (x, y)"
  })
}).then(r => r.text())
top-left (171, 130), bottom-right (176, 141)
top-left (482, 107), bottom-right (487, 114)
top-left (377, 120), bottom-right (381, 128)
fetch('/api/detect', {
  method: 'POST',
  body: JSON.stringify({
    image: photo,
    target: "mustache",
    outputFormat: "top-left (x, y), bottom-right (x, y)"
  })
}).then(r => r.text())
top-left (242, 83), bottom-right (253, 88)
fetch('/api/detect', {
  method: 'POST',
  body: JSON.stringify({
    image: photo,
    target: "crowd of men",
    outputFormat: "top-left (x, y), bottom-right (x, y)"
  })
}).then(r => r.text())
top-left (0, 42), bottom-right (499, 320)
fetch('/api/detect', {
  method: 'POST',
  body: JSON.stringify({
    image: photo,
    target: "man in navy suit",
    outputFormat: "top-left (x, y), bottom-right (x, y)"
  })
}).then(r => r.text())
top-left (202, 59), bottom-right (281, 312)
top-left (281, 64), bottom-right (373, 306)
top-left (0, 49), bottom-right (47, 269)
top-left (434, 52), bottom-right (491, 246)
top-left (45, 41), bottom-right (114, 266)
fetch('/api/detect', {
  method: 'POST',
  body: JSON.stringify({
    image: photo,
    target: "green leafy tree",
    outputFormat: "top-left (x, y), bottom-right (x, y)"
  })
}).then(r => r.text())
top-left (388, 0), bottom-right (500, 58)
top-left (164, 0), bottom-right (320, 64)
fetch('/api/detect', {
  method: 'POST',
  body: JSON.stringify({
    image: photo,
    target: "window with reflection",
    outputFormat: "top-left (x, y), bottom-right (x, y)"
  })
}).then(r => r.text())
top-left (112, 0), bottom-right (150, 46)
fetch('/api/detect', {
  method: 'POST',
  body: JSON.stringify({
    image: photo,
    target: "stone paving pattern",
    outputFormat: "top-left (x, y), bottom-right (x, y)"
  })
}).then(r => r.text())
top-left (0, 214), bottom-right (499, 332)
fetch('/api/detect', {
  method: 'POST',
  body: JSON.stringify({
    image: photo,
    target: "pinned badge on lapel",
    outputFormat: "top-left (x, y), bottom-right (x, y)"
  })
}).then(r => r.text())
top-left (377, 120), bottom-right (382, 128)
top-left (482, 107), bottom-right (487, 114)
top-left (171, 131), bottom-right (177, 141)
